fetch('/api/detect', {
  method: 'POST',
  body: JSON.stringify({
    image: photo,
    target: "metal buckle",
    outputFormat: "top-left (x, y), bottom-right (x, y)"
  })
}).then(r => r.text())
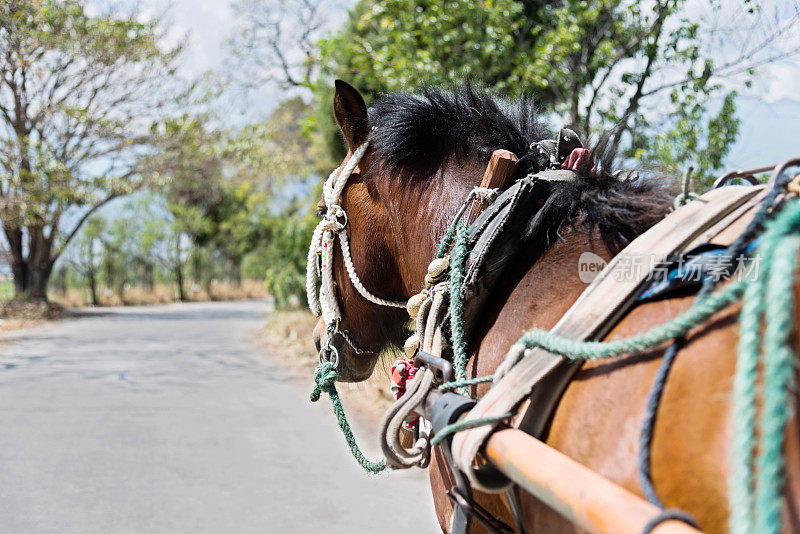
top-left (414, 350), bottom-right (454, 382)
top-left (446, 487), bottom-right (515, 534)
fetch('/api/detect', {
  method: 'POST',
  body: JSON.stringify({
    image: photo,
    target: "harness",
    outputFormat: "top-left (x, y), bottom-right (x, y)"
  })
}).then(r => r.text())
top-left (306, 141), bottom-right (406, 362)
top-left (307, 133), bottom-right (800, 533)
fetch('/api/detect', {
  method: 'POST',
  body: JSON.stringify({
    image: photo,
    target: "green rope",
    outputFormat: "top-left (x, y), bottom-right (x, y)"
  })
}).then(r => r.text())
top-left (439, 374), bottom-right (494, 392)
top-left (730, 200), bottom-right (800, 534)
top-left (430, 413), bottom-right (512, 447)
top-left (730, 261), bottom-right (764, 534)
top-left (436, 223), bottom-right (457, 258)
top-left (448, 221), bottom-right (471, 395)
top-left (310, 362), bottom-right (387, 474)
top-left (515, 280), bottom-right (744, 360)
top-left (756, 233), bottom-right (799, 533)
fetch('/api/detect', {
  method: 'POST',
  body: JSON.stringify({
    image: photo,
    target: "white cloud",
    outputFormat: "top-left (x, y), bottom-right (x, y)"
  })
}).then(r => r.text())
top-left (751, 59), bottom-right (800, 103)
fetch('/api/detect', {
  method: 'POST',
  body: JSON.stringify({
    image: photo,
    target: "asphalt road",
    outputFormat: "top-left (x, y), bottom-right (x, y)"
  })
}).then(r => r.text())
top-left (0, 300), bottom-right (437, 534)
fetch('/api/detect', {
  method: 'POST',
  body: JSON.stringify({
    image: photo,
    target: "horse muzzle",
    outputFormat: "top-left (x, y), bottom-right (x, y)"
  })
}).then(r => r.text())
top-left (313, 317), bottom-right (378, 383)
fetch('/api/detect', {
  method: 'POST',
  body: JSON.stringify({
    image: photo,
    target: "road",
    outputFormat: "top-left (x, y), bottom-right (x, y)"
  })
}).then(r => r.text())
top-left (0, 300), bottom-right (437, 534)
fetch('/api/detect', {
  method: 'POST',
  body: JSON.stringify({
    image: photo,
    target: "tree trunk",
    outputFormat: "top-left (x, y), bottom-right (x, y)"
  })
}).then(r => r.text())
top-left (203, 272), bottom-right (213, 300)
top-left (230, 256), bottom-right (242, 288)
top-left (174, 235), bottom-right (186, 301)
top-left (104, 256), bottom-right (114, 302)
top-left (143, 262), bottom-right (154, 291)
top-left (26, 261), bottom-right (52, 301)
top-left (192, 245), bottom-right (202, 286)
top-left (3, 222), bottom-right (54, 302)
top-left (175, 263), bottom-right (186, 301)
top-left (88, 269), bottom-right (99, 306)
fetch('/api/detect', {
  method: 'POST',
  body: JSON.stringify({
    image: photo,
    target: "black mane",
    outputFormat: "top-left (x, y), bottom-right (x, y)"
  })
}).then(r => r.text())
top-left (367, 85), bottom-right (675, 251)
top-left (369, 85), bottom-right (550, 178)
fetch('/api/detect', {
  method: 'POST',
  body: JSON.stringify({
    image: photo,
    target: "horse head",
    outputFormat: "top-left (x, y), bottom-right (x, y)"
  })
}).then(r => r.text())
top-left (309, 80), bottom-right (665, 383)
top-left (311, 80), bottom-right (412, 381)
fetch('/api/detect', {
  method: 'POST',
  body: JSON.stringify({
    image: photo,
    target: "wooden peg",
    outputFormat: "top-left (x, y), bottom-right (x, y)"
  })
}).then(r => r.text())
top-left (468, 149), bottom-right (518, 225)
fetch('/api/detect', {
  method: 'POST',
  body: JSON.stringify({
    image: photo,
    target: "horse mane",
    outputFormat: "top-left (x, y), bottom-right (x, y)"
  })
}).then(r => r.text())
top-left (367, 85), bottom-right (676, 252)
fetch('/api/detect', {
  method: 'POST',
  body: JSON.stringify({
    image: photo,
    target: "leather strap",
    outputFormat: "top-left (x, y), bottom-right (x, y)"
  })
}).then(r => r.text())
top-left (452, 184), bottom-right (767, 492)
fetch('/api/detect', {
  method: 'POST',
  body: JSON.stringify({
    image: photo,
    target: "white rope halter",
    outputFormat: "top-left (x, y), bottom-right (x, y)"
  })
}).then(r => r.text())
top-left (306, 141), bottom-right (407, 330)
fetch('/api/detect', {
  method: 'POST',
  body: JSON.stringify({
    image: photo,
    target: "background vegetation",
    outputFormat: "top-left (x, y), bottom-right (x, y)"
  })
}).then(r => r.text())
top-left (1, 0), bottom-right (798, 311)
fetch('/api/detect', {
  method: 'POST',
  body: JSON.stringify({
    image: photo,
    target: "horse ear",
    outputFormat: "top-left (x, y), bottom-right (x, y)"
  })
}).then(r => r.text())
top-left (333, 79), bottom-right (368, 150)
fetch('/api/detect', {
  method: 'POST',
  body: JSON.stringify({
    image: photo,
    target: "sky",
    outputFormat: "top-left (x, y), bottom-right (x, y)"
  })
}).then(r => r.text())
top-left (150, 0), bottom-right (800, 102)
top-left (147, 0), bottom-right (800, 170)
top-left (136, 0), bottom-right (352, 121)
top-left (4, 0), bottom-right (800, 264)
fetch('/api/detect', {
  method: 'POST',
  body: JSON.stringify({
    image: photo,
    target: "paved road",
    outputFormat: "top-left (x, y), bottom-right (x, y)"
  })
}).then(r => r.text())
top-left (0, 300), bottom-right (437, 534)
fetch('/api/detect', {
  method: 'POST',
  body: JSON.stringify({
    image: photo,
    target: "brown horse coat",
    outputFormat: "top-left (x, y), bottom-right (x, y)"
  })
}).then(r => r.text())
top-left (313, 81), bottom-right (800, 533)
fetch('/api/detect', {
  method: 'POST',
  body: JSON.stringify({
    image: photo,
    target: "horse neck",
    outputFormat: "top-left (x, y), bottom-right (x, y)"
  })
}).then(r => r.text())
top-left (471, 226), bottom-right (617, 376)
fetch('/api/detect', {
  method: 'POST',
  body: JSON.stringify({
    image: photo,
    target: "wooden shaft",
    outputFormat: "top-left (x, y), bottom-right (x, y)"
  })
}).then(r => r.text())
top-left (484, 429), bottom-right (703, 534)
top-left (468, 149), bottom-right (518, 225)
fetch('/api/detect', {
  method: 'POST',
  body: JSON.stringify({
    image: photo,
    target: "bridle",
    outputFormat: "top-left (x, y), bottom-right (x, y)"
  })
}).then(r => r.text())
top-left (306, 141), bottom-right (407, 365)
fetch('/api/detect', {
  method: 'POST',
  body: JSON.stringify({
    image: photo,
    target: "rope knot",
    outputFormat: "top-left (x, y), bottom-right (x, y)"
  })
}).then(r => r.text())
top-left (471, 186), bottom-right (499, 203)
top-left (310, 361), bottom-right (338, 402)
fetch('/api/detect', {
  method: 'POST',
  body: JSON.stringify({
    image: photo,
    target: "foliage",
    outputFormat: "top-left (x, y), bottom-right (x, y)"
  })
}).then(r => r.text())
top-left (318, 0), bottom-right (534, 96)
top-left (0, 0), bottom-right (183, 300)
top-left (314, 0), bottom-right (542, 157)
top-left (314, 0), bottom-right (793, 168)
top-left (260, 201), bottom-right (318, 309)
top-left (639, 91), bottom-right (741, 188)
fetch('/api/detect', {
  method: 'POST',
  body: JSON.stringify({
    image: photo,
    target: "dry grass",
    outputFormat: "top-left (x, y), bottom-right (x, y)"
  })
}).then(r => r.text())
top-left (0, 280), bottom-right (267, 332)
top-left (0, 300), bottom-right (66, 331)
top-left (51, 280), bottom-right (267, 308)
top-left (258, 309), bottom-right (396, 422)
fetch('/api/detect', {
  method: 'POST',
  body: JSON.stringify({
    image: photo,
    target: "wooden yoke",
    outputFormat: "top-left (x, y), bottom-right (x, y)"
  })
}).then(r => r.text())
top-left (468, 149), bottom-right (518, 225)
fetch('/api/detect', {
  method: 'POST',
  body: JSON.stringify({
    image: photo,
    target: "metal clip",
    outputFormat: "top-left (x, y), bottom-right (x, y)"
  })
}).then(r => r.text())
top-left (446, 487), bottom-right (515, 533)
top-left (318, 342), bottom-right (339, 367)
top-left (319, 321), bottom-right (341, 367)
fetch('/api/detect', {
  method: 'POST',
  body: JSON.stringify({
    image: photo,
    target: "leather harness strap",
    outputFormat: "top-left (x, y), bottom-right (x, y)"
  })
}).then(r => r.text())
top-left (452, 184), bottom-right (768, 492)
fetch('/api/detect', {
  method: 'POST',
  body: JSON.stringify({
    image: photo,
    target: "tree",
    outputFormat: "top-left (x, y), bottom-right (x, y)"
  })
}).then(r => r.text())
top-left (228, 0), bottom-right (336, 91)
top-left (314, 0), bottom-right (800, 165)
top-left (260, 200), bottom-right (318, 309)
top-left (0, 0), bottom-right (182, 300)
top-left (638, 90), bottom-right (741, 188)
top-left (78, 215), bottom-right (105, 306)
top-left (60, 214), bottom-right (105, 306)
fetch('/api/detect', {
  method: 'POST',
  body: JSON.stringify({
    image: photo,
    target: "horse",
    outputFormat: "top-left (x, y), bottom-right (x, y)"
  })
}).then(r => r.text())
top-left (311, 80), bottom-right (800, 533)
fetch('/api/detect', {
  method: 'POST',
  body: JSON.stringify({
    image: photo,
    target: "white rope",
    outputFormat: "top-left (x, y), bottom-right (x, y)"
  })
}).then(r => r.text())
top-left (471, 187), bottom-right (499, 203)
top-left (339, 230), bottom-right (407, 308)
top-left (306, 142), bottom-right (407, 328)
top-left (306, 222), bottom-right (325, 317)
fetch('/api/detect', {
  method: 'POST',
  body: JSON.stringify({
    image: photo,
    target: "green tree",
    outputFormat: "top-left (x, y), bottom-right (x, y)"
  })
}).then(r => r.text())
top-left (639, 90), bottom-right (741, 188)
top-left (261, 202), bottom-right (318, 309)
top-left (64, 214), bottom-right (106, 306)
top-left (150, 115), bottom-right (227, 290)
top-left (0, 0), bottom-right (182, 301)
top-left (314, 0), bottom-right (798, 165)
